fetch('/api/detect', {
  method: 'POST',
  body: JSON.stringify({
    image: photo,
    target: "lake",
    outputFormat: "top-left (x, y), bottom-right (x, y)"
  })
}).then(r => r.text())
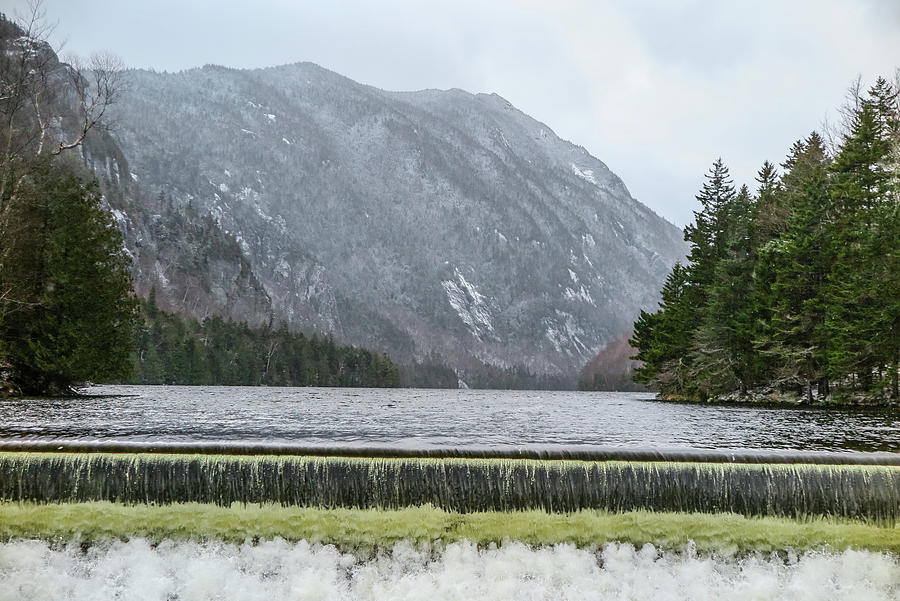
top-left (0, 384), bottom-right (896, 453)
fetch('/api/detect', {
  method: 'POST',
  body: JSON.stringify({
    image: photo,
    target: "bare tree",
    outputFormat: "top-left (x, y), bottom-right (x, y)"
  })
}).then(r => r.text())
top-left (0, 0), bottom-right (124, 353)
top-left (1, 1), bottom-right (124, 186)
top-left (48, 51), bottom-right (124, 155)
top-left (821, 75), bottom-right (862, 157)
top-left (0, 0), bottom-right (56, 199)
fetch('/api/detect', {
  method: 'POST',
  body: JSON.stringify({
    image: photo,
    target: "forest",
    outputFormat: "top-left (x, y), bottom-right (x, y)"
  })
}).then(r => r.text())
top-left (630, 77), bottom-right (899, 404)
top-left (127, 296), bottom-right (400, 388)
top-left (0, 12), bottom-right (400, 395)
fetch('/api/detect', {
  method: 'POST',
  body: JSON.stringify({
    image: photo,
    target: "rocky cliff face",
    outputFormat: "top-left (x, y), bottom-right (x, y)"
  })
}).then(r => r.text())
top-left (103, 62), bottom-right (686, 386)
top-left (80, 133), bottom-right (274, 329)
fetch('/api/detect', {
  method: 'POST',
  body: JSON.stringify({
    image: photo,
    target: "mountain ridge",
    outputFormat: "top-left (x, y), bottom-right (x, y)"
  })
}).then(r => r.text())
top-left (101, 60), bottom-right (686, 387)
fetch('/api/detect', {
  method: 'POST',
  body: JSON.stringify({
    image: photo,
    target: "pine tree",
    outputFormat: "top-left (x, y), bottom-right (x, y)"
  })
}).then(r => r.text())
top-left (757, 133), bottom-right (832, 401)
top-left (826, 80), bottom-right (898, 397)
top-left (690, 184), bottom-right (756, 396)
top-left (2, 160), bottom-right (137, 393)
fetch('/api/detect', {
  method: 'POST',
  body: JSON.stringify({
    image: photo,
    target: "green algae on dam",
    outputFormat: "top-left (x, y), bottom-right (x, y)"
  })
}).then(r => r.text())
top-left (1, 502), bottom-right (898, 554)
top-left (0, 452), bottom-right (897, 524)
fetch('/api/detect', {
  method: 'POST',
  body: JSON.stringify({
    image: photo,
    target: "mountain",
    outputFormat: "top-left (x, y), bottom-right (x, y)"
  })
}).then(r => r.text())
top-left (101, 62), bottom-right (686, 387)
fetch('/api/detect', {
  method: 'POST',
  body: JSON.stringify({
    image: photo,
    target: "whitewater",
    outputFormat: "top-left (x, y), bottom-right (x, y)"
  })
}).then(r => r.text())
top-left (1, 538), bottom-right (897, 601)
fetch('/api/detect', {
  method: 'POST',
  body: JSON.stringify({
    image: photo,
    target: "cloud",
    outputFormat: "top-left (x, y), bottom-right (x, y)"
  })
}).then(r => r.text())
top-left (12, 0), bottom-right (900, 226)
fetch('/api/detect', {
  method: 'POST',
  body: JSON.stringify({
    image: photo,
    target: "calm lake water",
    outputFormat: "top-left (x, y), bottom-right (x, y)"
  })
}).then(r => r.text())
top-left (0, 385), bottom-right (896, 454)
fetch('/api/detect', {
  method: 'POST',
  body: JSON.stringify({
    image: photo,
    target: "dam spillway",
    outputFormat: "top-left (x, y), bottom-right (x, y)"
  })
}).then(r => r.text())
top-left (1, 387), bottom-right (898, 599)
top-left (1, 447), bottom-right (897, 524)
top-left (1, 386), bottom-right (898, 526)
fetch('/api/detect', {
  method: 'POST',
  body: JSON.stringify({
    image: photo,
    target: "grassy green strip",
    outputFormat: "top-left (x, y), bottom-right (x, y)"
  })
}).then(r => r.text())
top-left (1, 501), bottom-right (897, 554)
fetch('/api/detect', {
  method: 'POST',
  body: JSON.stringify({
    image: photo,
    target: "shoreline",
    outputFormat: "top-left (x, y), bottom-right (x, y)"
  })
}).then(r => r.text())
top-left (653, 390), bottom-right (900, 408)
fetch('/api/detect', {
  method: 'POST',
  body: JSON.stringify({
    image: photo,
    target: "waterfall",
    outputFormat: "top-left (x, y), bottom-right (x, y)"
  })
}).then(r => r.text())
top-left (1, 451), bottom-right (897, 524)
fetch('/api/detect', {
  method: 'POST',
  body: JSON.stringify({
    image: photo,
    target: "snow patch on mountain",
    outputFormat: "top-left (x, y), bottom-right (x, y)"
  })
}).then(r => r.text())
top-left (442, 268), bottom-right (495, 341)
top-left (565, 285), bottom-right (596, 306)
top-left (544, 310), bottom-right (590, 356)
top-left (571, 164), bottom-right (598, 185)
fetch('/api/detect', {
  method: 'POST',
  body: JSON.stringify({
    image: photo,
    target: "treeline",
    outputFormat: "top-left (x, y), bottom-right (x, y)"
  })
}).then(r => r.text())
top-left (631, 77), bottom-right (899, 404)
top-left (127, 297), bottom-right (401, 387)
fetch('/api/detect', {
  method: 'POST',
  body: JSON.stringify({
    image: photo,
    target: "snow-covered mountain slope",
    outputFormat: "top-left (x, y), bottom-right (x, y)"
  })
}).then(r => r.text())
top-left (106, 62), bottom-right (687, 386)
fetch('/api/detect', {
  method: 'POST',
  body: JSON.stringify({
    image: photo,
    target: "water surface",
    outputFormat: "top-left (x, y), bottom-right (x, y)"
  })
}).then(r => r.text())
top-left (0, 385), bottom-right (896, 454)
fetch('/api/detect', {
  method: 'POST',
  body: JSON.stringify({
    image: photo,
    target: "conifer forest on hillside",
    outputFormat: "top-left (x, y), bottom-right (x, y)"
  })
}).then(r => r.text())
top-left (630, 77), bottom-right (900, 405)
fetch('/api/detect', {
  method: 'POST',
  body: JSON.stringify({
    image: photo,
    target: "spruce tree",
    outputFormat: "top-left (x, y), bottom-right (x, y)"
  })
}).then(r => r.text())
top-left (690, 184), bottom-right (756, 396)
top-left (683, 158), bottom-right (737, 291)
top-left (746, 161), bottom-right (783, 382)
top-left (2, 160), bottom-right (137, 394)
top-left (630, 263), bottom-right (693, 396)
top-left (826, 81), bottom-right (898, 396)
top-left (752, 160), bottom-right (787, 247)
top-left (631, 160), bottom-right (739, 399)
top-left (680, 160), bottom-right (739, 398)
top-left (757, 133), bottom-right (832, 401)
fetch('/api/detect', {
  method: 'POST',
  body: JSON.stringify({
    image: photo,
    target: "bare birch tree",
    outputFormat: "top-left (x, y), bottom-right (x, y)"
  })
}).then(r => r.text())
top-left (0, 0), bottom-right (124, 376)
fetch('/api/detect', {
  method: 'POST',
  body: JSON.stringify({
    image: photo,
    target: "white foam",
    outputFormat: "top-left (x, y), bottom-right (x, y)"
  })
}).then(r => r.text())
top-left (0, 539), bottom-right (896, 601)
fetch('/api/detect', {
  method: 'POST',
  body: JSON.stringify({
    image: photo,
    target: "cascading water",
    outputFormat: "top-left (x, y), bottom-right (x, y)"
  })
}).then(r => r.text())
top-left (1, 539), bottom-right (898, 601)
top-left (0, 451), bottom-right (898, 523)
top-left (0, 386), bottom-right (897, 599)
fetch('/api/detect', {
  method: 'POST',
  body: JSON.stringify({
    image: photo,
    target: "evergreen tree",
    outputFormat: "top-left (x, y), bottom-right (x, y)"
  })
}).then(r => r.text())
top-left (866, 78), bottom-right (900, 399)
top-left (1, 160), bottom-right (137, 393)
top-left (825, 80), bottom-right (898, 396)
top-left (746, 161), bottom-right (783, 382)
top-left (690, 184), bottom-right (756, 396)
top-left (756, 133), bottom-right (832, 401)
top-left (752, 160), bottom-right (787, 247)
top-left (683, 158), bottom-right (737, 291)
top-left (630, 263), bottom-right (693, 396)
top-left (632, 160), bottom-right (740, 399)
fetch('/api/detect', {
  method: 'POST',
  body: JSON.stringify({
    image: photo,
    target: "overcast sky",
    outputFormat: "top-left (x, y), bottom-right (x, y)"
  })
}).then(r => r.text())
top-left (3, 0), bottom-right (899, 226)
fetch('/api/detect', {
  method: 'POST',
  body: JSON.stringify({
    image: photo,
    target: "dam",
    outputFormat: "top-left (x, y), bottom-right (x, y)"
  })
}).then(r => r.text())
top-left (0, 385), bottom-right (897, 600)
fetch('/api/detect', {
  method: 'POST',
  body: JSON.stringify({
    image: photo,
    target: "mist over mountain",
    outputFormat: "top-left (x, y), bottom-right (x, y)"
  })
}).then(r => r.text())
top-left (101, 62), bottom-right (686, 387)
